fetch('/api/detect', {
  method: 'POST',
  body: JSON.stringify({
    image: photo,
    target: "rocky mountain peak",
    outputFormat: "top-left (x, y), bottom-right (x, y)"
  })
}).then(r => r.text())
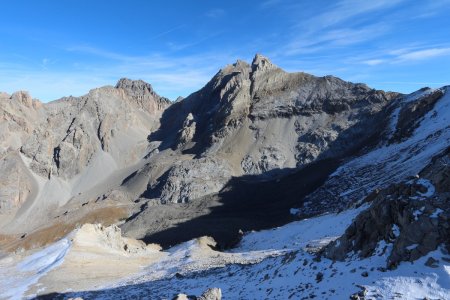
top-left (115, 78), bottom-right (155, 96)
top-left (114, 78), bottom-right (170, 111)
top-left (251, 53), bottom-right (278, 73)
top-left (11, 91), bottom-right (33, 107)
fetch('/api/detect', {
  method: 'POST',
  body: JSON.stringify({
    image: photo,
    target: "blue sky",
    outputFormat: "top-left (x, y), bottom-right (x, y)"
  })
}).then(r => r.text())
top-left (1, 0), bottom-right (450, 101)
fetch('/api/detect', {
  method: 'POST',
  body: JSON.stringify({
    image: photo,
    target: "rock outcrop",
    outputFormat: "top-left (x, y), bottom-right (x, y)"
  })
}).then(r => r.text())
top-left (0, 152), bottom-right (35, 213)
top-left (323, 148), bottom-right (450, 268)
top-left (173, 288), bottom-right (222, 300)
top-left (148, 157), bottom-right (233, 204)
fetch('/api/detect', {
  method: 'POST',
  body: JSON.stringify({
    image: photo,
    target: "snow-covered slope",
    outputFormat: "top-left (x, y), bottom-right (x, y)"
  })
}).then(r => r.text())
top-left (303, 86), bottom-right (450, 215)
top-left (1, 203), bottom-right (448, 299)
top-left (0, 238), bottom-right (70, 299)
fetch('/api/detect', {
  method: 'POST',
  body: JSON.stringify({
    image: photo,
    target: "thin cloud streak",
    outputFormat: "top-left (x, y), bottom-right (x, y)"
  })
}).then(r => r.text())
top-left (0, 45), bottom-right (239, 101)
top-left (205, 8), bottom-right (226, 18)
top-left (396, 48), bottom-right (450, 62)
top-left (149, 24), bottom-right (186, 40)
top-left (295, 0), bottom-right (406, 31)
top-left (357, 46), bottom-right (450, 66)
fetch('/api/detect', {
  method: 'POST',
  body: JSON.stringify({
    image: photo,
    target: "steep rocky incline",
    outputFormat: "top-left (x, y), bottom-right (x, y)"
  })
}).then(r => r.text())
top-left (0, 92), bottom-right (43, 216)
top-left (151, 55), bottom-right (397, 171)
top-left (20, 79), bottom-right (169, 179)
top-left (129, 54), bottom-right (398, 209)
top-left (300, 86), bottom-right (450, 217)
top-left (323, 147), bottom-right (450, 269)
top-left (0, 79), bottom-right (169, 227)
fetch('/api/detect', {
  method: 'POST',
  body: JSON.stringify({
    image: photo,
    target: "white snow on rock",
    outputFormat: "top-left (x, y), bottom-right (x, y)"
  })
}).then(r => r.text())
top-left (417, 178), bottom-right (436, 197)
top-left (431, 208), bottom-right (444, 218)
top-left (1, 203), bottom-right (449, 299)
top-left (392, 224), bottom-right (401, 238)
top-left (29, 204), bottom-right (446, 299)
top-left (327, 86), bottom-right (450, 204)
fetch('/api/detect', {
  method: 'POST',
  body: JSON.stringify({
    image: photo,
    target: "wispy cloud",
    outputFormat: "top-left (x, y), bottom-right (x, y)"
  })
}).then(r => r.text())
top-left (396, 47), bottom-right (450, 62)
top-left (149, 24), bottom-right (186, 40)
top-left (41, 58), bottom-right (50, 70)
top-left (413, 0), bottom-right (450, 18)
top-left (283, 23), bottom-right (388, 56)
top-left (66, 45), bottom-right (132, 61)
top-left (297, 0), bottom-right (405, 31)
top-left (166, 31), bottom-right (223, 52)
top-left (358, 46), bottom-right (450, 66)
top-left (260, 0), bottom-right (281, 9)
top-left (205, 8), bottom-right (225, 18)
top-left (0, 45), bottom-right (239, 101)
top-left (272, 0), bottom-right (404, 57)
top-left (373, 81), bottom-right (450, 85)
top-left (362, 59), bottom-right (385, 66)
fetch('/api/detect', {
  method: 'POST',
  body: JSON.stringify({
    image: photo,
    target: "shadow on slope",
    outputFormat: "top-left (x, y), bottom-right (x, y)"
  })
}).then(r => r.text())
top-left (129, 104), bottom-right (393, 250)
top-left (142, 158), bottom-right (342, 249)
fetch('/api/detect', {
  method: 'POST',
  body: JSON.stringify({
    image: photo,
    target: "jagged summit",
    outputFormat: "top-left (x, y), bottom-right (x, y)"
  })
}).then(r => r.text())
top-left (251, 53), bottom-right (278, 73)
top-left (114, 77), bottom-right (171, 111)
top-left (116, 78), bottom-right (156, 96)
top-left (219, 54), bottom-right (278, 76)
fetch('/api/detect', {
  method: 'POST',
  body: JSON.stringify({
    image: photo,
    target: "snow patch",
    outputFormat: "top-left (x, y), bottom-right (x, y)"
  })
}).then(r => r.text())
top-left (431, 208), bottom-right (444, 218)
top-left (0, 238), bottom-right (71, 299)
top-left (392, 224), bottom-right (401, 238)
top-left (289, 208), bottom-right (300, 215)
top-left (417, 178), bottom-right (436, 197)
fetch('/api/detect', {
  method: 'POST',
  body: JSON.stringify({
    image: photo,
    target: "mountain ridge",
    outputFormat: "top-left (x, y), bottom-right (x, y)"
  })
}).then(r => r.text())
top-left (0, 54), bottom-right (449, 299)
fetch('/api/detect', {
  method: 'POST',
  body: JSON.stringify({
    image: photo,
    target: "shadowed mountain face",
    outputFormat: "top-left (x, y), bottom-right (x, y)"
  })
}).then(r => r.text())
top-left (0, 54), bottom-right (448, 256)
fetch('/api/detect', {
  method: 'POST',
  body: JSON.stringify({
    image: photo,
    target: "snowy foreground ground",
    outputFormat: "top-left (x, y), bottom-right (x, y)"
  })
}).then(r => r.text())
top-left (0, 206), bottom-right (449, 299)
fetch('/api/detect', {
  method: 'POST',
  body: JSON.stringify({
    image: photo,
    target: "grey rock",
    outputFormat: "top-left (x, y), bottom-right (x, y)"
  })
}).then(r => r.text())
top-left (424, 256), bottom-right (439, 268)
top-left (19, 79), bottom-right (169, 179)
top-left (150, 157), bottom-right (233, 204)
top-left (198, 288), bottom-right (222, 300)
top-left (0, 152), bottom-right (34, 214)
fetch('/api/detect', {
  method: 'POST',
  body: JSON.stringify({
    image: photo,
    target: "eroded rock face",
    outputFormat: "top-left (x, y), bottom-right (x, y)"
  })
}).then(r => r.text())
top-left (74, 223), bottom-right (161, 254)
top-left (155, 54), bottom-right (397, 176)
top-left (297, 86), bottom-right (449, 218)
top-left (19, 80), bottom-right (169, 179)
top-left (177, 113), bottom-right (197, 147)
top-left (148, 157), bottom-right (233, 204)
top-left (0, 91), bottom-right (42, 155)
top-left (241, 146), bottom-right (287, 174)
top-left (323, 149), bottom-right (450, 268)
top-left (0, 79), bottom-right (169, 217)
top-left (115, 78), bottom-right (171, 112)
top-left (1, 55), bottom-right (447, 254)
top-left (0, 152), bottom-right (34, 214)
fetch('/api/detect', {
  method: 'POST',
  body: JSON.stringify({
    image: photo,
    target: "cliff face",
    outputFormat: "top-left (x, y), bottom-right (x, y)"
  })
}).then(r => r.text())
top-left (0, 80), bottom-right (169, 219)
